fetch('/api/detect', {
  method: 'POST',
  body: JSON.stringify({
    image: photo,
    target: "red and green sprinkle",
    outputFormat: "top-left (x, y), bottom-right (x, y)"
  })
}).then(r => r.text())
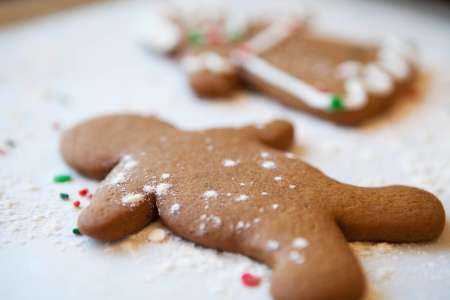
top-left (72, 228), bottom-right (81, 235)
top-left (59, 193), bottom-right (69, 200)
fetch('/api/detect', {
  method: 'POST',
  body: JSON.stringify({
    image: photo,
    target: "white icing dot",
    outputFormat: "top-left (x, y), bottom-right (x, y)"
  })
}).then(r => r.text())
top-left (203, 190), bottom-right (218, 200)
top-left (363, 64), bottom-right (393, 95)
top-left (260, 151), bottom-right (270, 159)
top-left (121, 193), bottom-right (145, 205)
top-left (209, 215), bottom-right (222, 227)
top-left (289, 250), bottom-right (304, 264)
top-left (292, 237), bottom-right (309, 249)
top-left (266, 240), bottom-right (280, 251)
top-left (253, 218), bottom-right (261, 224)
top-left (272, 204), bottom-right (279, 210)
top-left (239, 182), bottom-right (246, 186)
top-left (261, 160), bottom-right (276, 169)
top-left (160, 173), bottom-right (171, 180)
top-left (223, 159), bottom-right (239, 167)
top-left (285, 153), bottom-right (296, 159)
top-left (235, 194), bottom-right (249, 202)
top-left (197, 223), bottom-right (206, 235)
top-left (148, 228), bottom-right (167, 242)
top-left (235, 221), bottom-right (245, 230)
top-left (344, 78), bottom-right (367, 108)
top-left (170, 203), bottom-right (181, 215)
top-left (289, 185), bottom-right (296, 189)
top-left (274, 176), bottom-right (283, 182)
top-left (261, 192), bottom-right (268, 196)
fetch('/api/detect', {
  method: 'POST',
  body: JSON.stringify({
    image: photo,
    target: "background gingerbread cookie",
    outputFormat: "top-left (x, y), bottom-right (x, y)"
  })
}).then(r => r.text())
top-left (61, 114), bottom-right (444, 300)
top-left (234, 28), bottom-right (418, 125)
top-left (140, 2), bottom-right (308, 97)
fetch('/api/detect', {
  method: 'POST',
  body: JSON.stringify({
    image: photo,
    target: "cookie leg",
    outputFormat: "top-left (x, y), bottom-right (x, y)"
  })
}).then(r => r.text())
top-left (78, 156), bottom-right (158, 241)
top-left (334, 185), bottom-right (445, 242)
top-left (238, 212), bottom-right (365, 300)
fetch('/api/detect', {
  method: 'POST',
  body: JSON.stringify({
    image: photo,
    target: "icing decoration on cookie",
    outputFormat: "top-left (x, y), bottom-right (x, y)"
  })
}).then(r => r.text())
top-left (181, 52), bottom-right (233, 74)
top-left (61, 114), bottom-right (445, 300)
top-left (233, 19), bottom-right (418, 113)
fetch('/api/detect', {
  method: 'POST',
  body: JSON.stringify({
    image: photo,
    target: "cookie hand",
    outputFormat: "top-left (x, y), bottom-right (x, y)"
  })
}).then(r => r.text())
top-left (333, 184), bottom-right (445, 242)
top-left (78, 154), bottom-right (158, 241)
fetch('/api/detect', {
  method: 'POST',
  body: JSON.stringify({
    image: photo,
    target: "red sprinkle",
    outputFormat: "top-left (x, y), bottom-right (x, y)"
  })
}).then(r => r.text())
top-left (79, 188), bottom-right (89, 197)
top-left (241, 273), bottom-right (261, 287)
top-left (73, 200), bottom-right (81, 208)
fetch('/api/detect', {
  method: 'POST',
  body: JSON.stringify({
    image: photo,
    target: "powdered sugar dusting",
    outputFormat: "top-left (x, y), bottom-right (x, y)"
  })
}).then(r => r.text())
top-left (170, 203), bottom-right (181, 215)
top-left (121, 193), bottom-right (145, 205)
top-left (261, 160), bottom-right (276, 169)
top-left (223, 159), bottom-right (239, 167)
top-left (235, 194), bottom-right (249, 202)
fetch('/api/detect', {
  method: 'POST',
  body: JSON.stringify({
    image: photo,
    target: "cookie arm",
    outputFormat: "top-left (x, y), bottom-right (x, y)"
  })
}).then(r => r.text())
top-left (333, 185), bottom-right (445, 242)
top-left (78, 156), bottom-right (158, 241)
top-left (60, 114), bottom-right (174, 179)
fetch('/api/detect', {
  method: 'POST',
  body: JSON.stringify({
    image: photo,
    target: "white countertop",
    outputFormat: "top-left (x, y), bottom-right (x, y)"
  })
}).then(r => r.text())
top-left (0, 0), bottom-right (449, 299)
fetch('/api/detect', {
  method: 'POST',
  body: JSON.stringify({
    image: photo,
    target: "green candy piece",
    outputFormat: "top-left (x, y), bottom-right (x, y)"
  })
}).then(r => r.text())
top-left (330, 95), bottom-right (344, 111)
top-left (188, 30), bottom-right (205, 46)
top-left (54, 175), bottom-right (72, 183)
top-left (59, 193), bottom-right (69, 200)
top-left (72, 228), bottom-right (81, 235)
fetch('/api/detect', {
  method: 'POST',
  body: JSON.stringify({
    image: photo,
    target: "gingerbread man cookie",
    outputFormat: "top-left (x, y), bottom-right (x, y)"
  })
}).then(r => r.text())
top-left (61, 115), bottom-right (444, 300)
top-left (142, 3), bottom-right (308, 98)
top-left (233, 27), bottom-right (418, 125)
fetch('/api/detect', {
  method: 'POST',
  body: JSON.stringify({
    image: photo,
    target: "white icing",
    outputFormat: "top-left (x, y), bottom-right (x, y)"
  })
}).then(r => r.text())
top-left (292, 237), bottom-right (309, 249)
top-left (272, 204), bottom-right (279, 209)
top-left (235, 194), bottom-right (249, 202)
top-left (289, 250), bottom-right (304, 264)
top-left (144, 183), bottom-right (172, 196)
top-left (261, 160), bottom-right (276, 169)
top-left (378, 49), bottom-right (411, 81)
top-left (160, 173), bottom-right (171, 180)
top-left (224, 11), bottom-right (249, 38)
top-left (344, 78), bottom-right (367, 108)
top-left (203, 190), bottom-right (218, 200)
top-left (274, 176), bottom-right (283, 181)
top-left (266, 240), bottom-right (280, 251)
top-left (181, 52), bottom-right (232, 74)
top-left (260, 151), bottom-right (270, 159)
top-left (109, 172), bottom-right (126, 185)
top-left (223, 159), bottom-right (239, 167)
top-left (240, 55), bottom-right (332, 109)
top-left (170, 203), bottom-right (181, 215)
top-left (363, 64), bottom-right (393, 95)
top-left (289, 184), bottom-right (296, 189)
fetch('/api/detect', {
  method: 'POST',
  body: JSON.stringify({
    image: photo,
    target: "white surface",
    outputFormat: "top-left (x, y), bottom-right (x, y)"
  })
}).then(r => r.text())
top-left (1, 0), bottom-right (450, 299)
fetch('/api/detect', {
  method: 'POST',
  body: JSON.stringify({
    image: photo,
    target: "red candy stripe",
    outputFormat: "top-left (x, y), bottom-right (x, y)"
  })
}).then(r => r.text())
top-left (241, 273), bottom-right (261, 287)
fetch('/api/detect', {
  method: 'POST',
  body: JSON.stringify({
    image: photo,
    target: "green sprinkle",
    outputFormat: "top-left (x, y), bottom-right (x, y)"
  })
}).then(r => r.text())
top-left (72, 228), bottom-right (81, 235)
top-left (54, 174), bottom-right (72, 183)
top-left (60, 193), bottom-right (69, 200)
top-left (330, 95), bottom-right (344, 111)
top-left (188, 30), bottom-right (204, 46)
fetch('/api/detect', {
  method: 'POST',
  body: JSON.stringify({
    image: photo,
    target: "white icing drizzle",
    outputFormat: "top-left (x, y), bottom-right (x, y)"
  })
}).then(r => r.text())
top-left (181, 52), bottom-right (233, 74)
top-left (362, 64), bottom-right (393, 95)
top-left (292, 237), bottom-right (309, 249)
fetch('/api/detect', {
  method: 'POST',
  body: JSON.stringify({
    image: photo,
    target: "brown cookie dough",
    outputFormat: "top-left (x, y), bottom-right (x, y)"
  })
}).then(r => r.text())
top-left (234, 28), bottom-right (418, 125)
top-left (61, 114), bottom-right (445, 300)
